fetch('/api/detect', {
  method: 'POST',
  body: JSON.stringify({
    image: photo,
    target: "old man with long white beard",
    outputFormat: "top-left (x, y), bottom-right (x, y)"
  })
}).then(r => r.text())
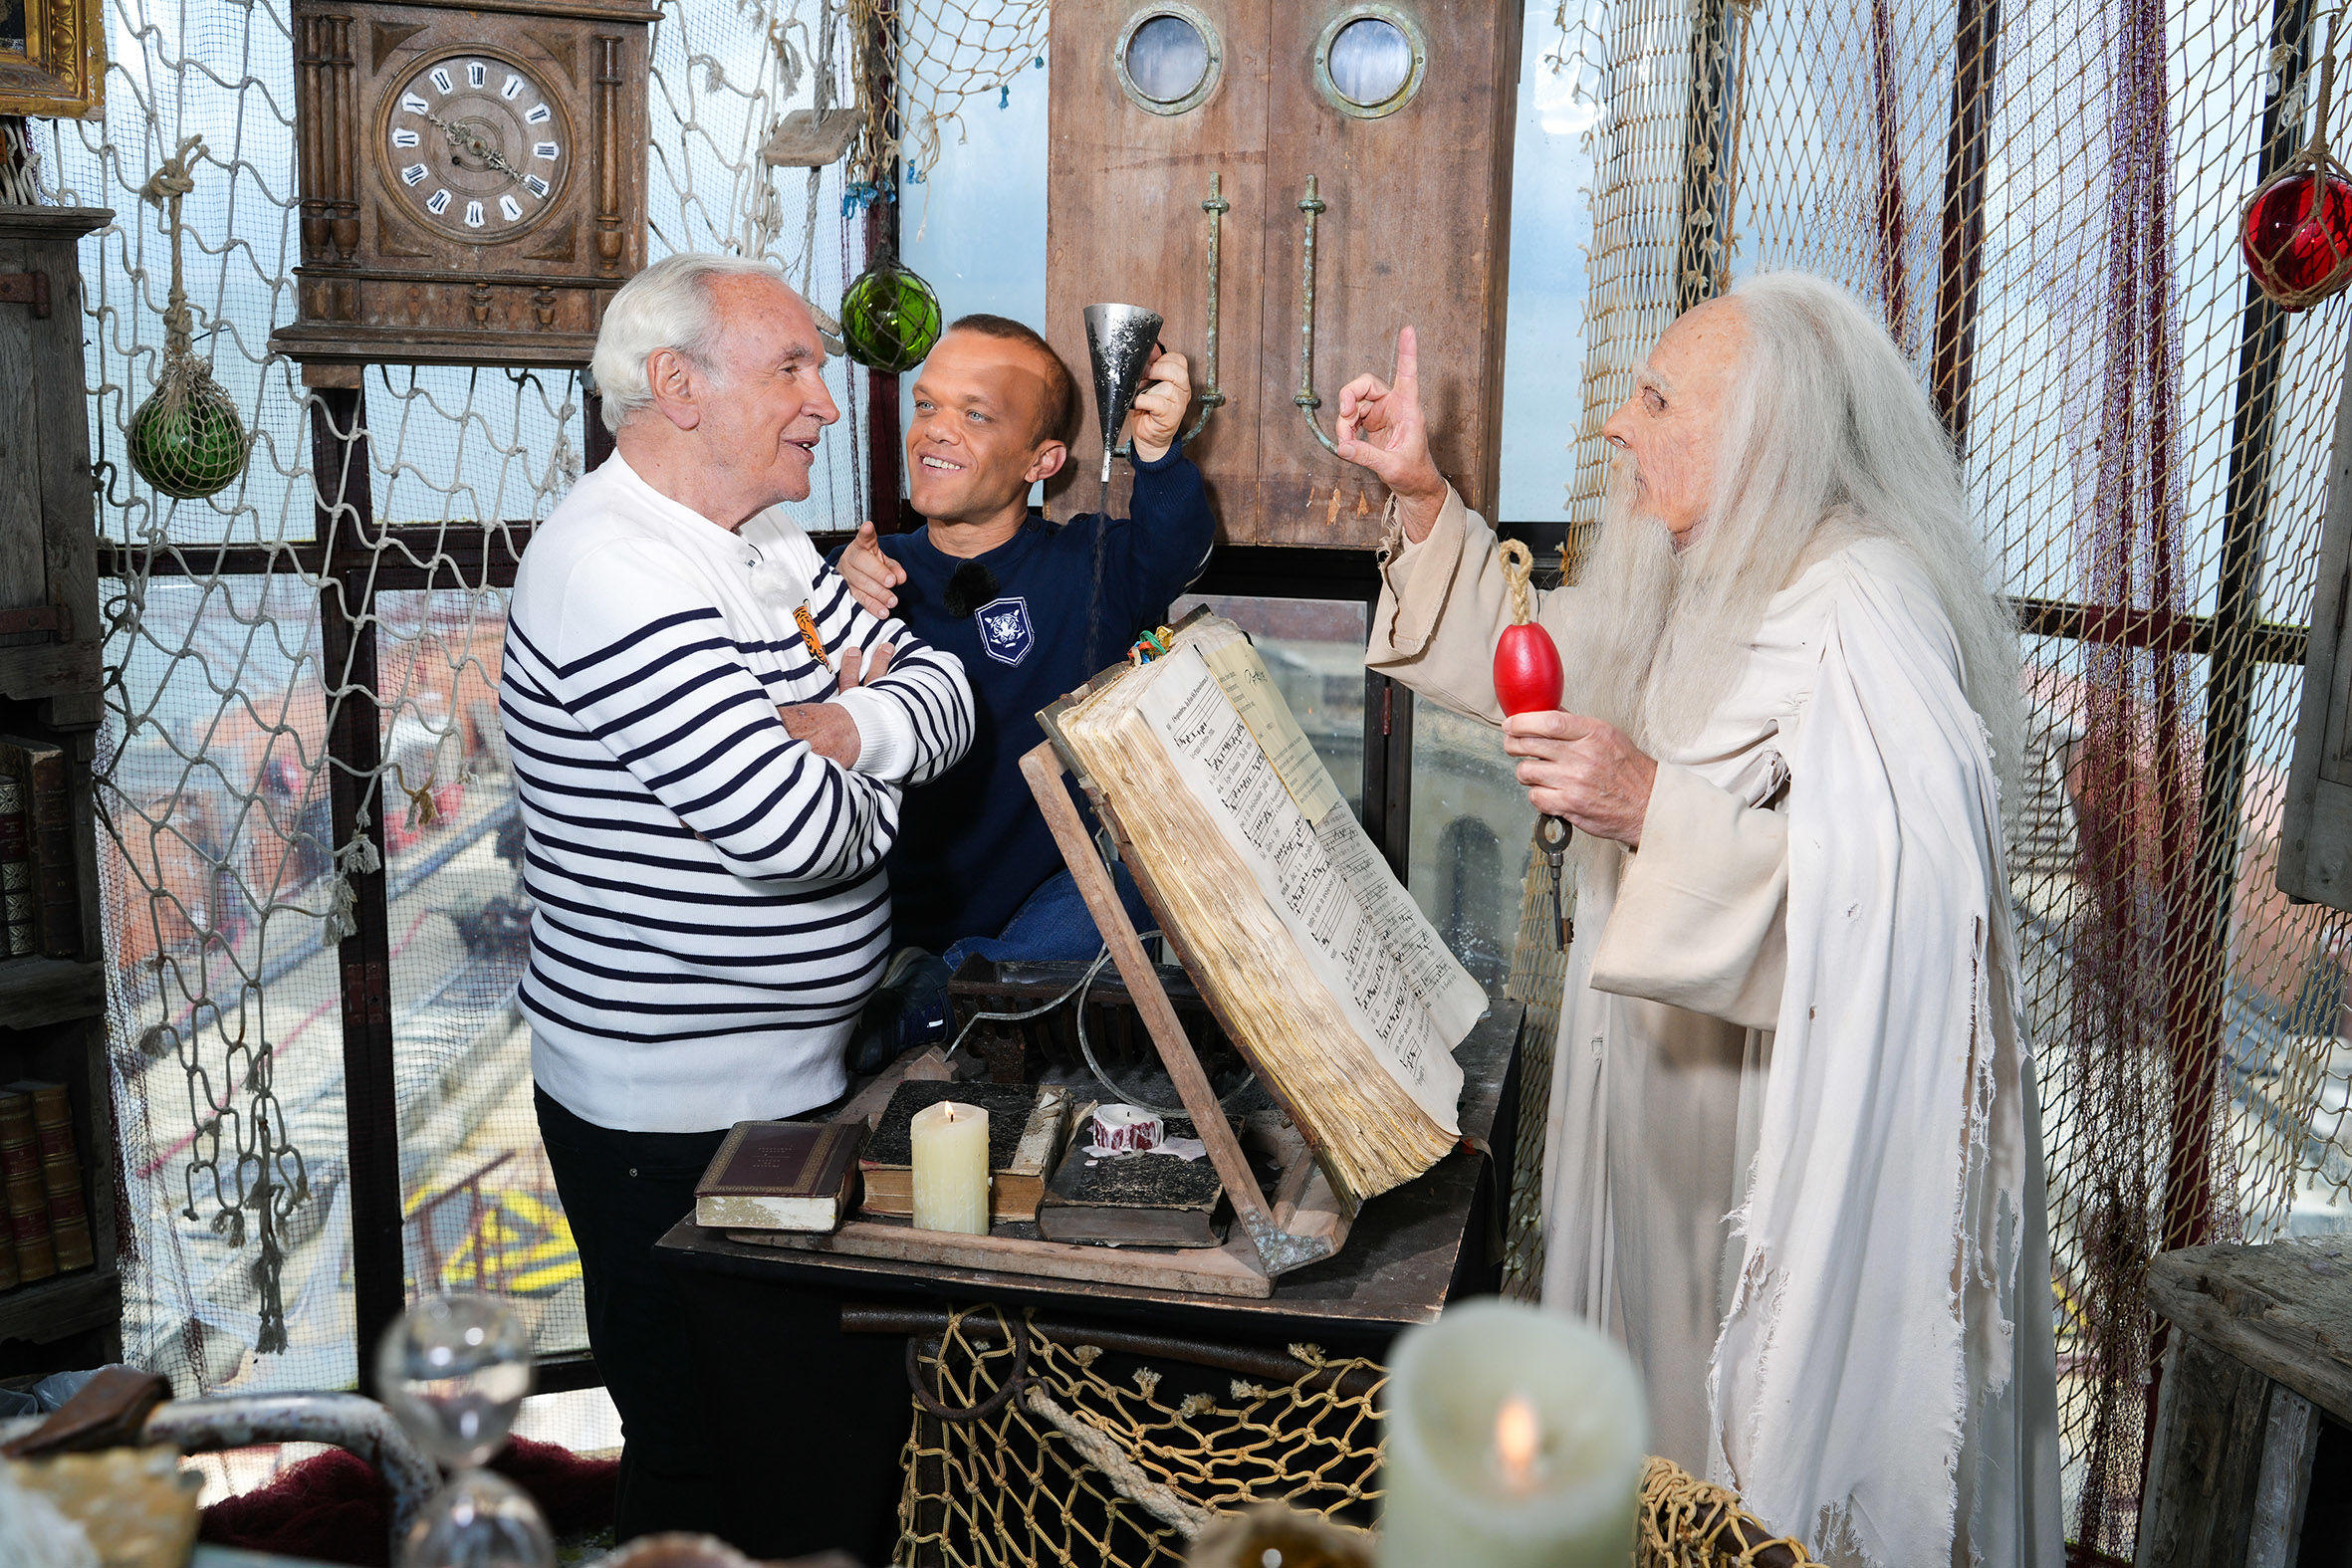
top-left (1335, 274), bottom-right (2063, 1567)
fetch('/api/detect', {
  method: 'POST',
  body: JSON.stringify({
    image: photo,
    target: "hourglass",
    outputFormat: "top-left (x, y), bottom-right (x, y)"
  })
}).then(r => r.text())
top-left (376, 1293), bottom-right (555, 1568)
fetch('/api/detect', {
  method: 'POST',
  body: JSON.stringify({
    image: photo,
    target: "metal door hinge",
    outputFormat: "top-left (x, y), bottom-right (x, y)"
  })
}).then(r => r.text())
top-left (0, 272), bottom-right (52, 317)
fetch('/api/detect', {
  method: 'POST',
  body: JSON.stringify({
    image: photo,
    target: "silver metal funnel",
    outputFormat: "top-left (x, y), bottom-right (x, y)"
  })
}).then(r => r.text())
top-left (1083, 303), bottom-right (1164, 485)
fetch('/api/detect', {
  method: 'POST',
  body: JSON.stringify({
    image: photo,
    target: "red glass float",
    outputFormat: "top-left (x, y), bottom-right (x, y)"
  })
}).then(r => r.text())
top-left (2242, 165), bottom-right (2352, 311)
top-left (1495, 619), bottom-right (1563, 718)
top-left (1493, 539), bottom-right (1562, 716)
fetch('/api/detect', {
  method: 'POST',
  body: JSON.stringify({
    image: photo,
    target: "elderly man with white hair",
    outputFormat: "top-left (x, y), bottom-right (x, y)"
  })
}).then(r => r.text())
top-left (501, 253), bottom-right (972, 1538)
top-left (1336, 274), bottom-right (2062, 1566)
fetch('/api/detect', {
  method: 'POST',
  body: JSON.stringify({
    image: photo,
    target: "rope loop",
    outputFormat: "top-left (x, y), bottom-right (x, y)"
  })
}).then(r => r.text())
top-left (1499, 538), bottom-right (1536, 625)
top-left (906, 1304), bottom-right (1030, 1424)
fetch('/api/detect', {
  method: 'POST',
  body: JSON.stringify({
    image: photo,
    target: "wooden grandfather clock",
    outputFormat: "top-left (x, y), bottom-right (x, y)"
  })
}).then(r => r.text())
top-left (269, 0), bottom-right (655, 376)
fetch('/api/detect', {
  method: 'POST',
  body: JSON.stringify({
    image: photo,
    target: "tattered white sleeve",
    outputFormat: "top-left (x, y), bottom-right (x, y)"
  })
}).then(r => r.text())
top-left (1587, 762), bottom-right (1788, 1031)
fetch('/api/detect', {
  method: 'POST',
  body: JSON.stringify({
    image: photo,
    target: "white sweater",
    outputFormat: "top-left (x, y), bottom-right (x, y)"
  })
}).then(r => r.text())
top-left (501, 456), bottom-right (973, 1132)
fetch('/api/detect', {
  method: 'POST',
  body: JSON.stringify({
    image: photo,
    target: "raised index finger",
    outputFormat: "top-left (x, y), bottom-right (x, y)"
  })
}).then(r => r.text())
top-left (1394, 326), bottom-right (1419, 394)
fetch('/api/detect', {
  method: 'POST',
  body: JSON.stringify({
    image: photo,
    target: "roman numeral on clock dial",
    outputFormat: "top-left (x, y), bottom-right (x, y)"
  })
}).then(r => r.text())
top-left (385, 57), bottom-right (566, 237)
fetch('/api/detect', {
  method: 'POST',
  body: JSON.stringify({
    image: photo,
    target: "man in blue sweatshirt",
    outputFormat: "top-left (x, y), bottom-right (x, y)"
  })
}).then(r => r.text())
top-left (833, 313), bottom-right (1214, 1055)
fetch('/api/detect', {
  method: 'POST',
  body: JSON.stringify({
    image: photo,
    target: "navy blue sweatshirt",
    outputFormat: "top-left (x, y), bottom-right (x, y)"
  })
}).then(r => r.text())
top-left (874, 442), bottom-right (1215, 954)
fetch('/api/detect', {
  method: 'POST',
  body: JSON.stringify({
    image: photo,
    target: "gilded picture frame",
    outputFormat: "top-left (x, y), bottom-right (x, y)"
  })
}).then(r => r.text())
top-left (0, 0), bottom-right (105, 120)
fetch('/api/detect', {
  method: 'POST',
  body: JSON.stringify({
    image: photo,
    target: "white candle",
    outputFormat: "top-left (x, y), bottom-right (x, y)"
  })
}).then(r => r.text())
top-left (909, 1100), bottom-right (991, 1234)
top-left (1378, 1299), bottom-right (1648, 1568)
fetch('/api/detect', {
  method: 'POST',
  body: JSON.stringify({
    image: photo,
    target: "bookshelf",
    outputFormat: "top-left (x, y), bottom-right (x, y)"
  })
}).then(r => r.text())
top-left (0, 204), bottom-right (118, 1377)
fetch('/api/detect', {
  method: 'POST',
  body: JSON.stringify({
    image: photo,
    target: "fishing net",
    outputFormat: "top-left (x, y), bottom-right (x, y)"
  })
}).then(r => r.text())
top-left (1528, 0), bottom-right (2352, 1552)
top-left (43, 0), bottom-right (870, 1401)
top-left (895, 1307), bottom-right (1383, 1567)
top-left (844, 0), bottom-right (1050, 195)
top-left (892, 1305), bottom-right (1824, 1567)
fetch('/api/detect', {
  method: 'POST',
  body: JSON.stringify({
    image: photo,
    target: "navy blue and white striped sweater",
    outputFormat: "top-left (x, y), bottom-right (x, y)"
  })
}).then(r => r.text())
top-left (502, 455), bottom-right (974, 1132)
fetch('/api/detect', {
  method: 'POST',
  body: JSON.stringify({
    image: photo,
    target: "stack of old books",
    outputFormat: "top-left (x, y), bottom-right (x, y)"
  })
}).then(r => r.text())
top-left (0, 736), bottom-right (79, 960)
top-left (0, 1081), bottom-right (94, 1291)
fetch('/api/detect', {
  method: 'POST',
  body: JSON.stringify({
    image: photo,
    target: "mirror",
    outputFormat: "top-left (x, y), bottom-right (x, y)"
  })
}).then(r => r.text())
top-left (1117, 7), bottom-right (1223, 115)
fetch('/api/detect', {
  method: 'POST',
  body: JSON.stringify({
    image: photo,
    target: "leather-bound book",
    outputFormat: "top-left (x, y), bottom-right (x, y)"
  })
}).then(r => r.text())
top-left (0, 1088), bottom-right (37, 1183)
top-left (13, 1079), bottom-right (93, 1272)
top-left (857, 1080), bottom-right (1070, 1225)
top-left (693, 1120), bottom-right (862, 1233)
top-left (7, 1166), bottom-right (55, 1283)
top-left (0, 768), bottom-right (33, 957)
top-left (0, 739), bottom-right (77, 960)
top-left (1037, 1115), bottom-right (1226, 1248)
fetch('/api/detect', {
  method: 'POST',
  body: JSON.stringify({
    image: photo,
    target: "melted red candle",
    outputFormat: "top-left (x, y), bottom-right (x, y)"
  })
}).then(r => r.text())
top-left (1495, 622), bottom-right (1564, 718)
top-left (2242, 169), bottom-right (2352, 308)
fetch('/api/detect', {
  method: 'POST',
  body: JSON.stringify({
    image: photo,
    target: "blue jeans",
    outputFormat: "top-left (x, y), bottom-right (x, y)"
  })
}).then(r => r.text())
top-left (941, 865), bottom-right (1154, 974)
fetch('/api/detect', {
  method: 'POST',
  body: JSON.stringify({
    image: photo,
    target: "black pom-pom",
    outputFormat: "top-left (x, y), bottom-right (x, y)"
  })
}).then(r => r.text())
top-left (943, 561), bottom-right (999, 620)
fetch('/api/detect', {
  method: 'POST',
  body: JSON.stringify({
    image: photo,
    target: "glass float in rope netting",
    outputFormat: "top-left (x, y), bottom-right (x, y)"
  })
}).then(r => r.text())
top-left (128, 134), bottom-right (251, 500)
top-left (839, 258), bottom-right (943, 374)
top-left (2242, 26), bottom-right (2352, 313)
top-left (129, 361), bottom-right (249, 500)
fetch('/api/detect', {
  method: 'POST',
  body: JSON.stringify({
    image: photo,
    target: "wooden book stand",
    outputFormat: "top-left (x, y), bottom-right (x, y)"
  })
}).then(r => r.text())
top-left (1018, 739), bottom-right (1354, 1282)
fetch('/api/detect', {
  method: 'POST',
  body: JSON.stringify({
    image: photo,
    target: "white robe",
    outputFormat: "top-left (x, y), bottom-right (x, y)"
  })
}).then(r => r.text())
top-left (1368, 491), bottom-right (2063, 1568)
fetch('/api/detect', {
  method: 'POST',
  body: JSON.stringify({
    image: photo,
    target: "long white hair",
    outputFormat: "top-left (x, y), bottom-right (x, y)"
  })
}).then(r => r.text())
top-left (1566, 271), bottom-right (2023, 808)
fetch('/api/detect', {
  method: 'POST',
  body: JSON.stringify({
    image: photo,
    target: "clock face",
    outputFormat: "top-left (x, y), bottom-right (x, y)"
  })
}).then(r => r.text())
top-left (378, 51), bottom-right (573, 244)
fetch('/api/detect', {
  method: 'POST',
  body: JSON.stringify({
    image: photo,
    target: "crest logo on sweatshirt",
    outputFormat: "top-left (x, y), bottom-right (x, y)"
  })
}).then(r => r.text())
top-left (975, 596), bottom-right (1035, 667)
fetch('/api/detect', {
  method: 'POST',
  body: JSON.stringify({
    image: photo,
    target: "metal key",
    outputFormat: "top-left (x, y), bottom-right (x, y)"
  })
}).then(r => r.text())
top-left (1537, 813), bottom-right (1572, 949)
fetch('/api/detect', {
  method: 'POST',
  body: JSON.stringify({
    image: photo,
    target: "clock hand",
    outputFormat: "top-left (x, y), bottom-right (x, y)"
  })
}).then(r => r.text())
top-left (421, 111), bottom-right (525, 183)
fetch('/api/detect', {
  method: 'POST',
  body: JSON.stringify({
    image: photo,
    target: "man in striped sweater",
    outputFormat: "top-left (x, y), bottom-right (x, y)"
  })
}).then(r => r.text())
top-left (501, 252), bottom-right (972, 1538)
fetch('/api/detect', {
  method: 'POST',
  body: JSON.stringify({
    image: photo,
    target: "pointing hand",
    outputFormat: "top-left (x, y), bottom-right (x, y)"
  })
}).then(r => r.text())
top-left (1334, 327), bottom-right (1448, 543)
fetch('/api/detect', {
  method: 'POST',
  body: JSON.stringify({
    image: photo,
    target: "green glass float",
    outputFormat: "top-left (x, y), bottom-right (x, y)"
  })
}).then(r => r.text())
top-left (128, 136), bottom-right (250, 501)
top-left (129, 359), bottom-right (248, 501)
top-left (838, 258), bottom-right (944, 374)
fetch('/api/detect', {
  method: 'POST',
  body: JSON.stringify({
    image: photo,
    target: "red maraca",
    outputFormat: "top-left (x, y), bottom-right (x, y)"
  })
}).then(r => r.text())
top-left (1496, 540), bottom-right (1573, 949)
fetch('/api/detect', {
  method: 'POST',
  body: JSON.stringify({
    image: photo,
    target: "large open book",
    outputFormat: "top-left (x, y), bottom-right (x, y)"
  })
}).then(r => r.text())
top-left (1045, 614), bottom-right (1486, 1204)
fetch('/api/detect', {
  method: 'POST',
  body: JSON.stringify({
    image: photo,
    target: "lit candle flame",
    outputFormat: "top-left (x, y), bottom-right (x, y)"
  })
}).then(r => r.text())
top-left (1494, 1394), bottom-right (1539, 1494)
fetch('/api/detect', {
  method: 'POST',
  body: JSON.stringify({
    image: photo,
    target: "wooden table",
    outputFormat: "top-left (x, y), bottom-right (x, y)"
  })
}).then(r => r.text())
top-left (654, 1006), bottom-right (1522, 1561)
top-left (2137, 1234), bottom-right (2352, 1567)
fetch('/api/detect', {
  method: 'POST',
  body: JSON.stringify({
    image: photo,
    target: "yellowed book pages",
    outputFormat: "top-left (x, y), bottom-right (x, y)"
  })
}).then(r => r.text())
top-left (1056, 617), bottom-right (1483, 1202)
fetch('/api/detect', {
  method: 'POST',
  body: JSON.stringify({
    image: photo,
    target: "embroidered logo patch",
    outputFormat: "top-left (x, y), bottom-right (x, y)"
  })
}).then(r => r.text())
top-left (975, 596), bottom-right (1035, 666)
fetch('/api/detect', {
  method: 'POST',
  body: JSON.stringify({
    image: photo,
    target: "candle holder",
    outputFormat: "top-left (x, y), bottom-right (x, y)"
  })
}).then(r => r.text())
top-left (1376, 1299), bottom-right (1647, 1568)
top-left (375, 1292), bottom-right (554, 1568)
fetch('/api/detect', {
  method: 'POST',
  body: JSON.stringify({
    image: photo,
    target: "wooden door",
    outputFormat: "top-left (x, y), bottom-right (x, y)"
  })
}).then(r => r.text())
top-left (1045, 0), bottom-right (1272, 534)
top-left (1046, 1), bottom-right (1521, 549)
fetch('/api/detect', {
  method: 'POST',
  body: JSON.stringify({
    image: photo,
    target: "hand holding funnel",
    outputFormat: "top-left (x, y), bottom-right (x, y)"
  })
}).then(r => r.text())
top-left (1084, 303), bottom-right (1164, 485)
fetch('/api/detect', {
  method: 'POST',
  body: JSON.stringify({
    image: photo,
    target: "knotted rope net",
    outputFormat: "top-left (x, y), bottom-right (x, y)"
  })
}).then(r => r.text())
top-left (894, 1307), bottom-right (1823, 1567)
top-left (898, 1307), bottom-right (1384, 1567)
top-left (42, 0), bottom-right (875, 1399)
top-left (1520, 0), bottom-right (2352, 1555)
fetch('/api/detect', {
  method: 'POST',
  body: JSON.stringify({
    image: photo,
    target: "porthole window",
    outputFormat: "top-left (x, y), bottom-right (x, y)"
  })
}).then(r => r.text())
top-left (1313, 6), bottom-right (1428, 119)
top-left (1115, 6), bottom-right (1224, 117)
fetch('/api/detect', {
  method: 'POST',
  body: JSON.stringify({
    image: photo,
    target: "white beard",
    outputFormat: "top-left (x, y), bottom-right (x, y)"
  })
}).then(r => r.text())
top-left (1563, 467), bottom-right (1753, 756)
